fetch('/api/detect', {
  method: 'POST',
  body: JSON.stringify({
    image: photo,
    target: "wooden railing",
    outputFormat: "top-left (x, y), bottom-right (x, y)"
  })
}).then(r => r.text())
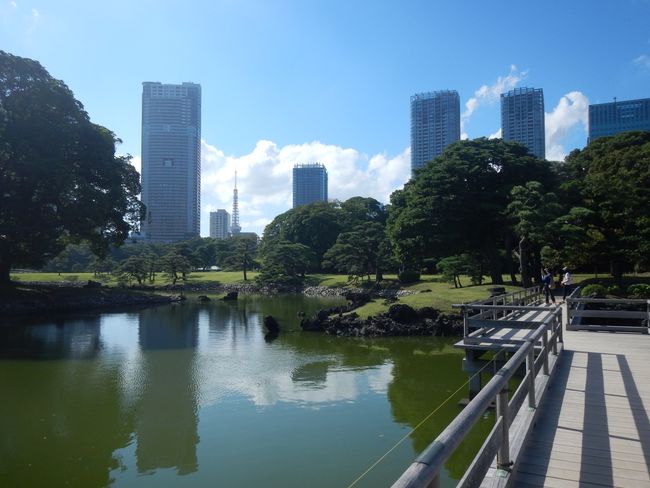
top-left (567, 288), bottom-right (650, 334)
top-left (391, 302), bottom-right (562, 488)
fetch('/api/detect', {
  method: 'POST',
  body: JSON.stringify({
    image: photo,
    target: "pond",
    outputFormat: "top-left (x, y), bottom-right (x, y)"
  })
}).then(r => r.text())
top-left (0, 294), bottom-right (494, 487)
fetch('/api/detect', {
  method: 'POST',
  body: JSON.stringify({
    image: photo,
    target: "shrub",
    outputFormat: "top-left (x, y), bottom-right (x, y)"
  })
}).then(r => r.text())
top-left (397, 270), bottom-right (420, 284)
top-left (606, 285), bottom-right (623, 297)
top-left (63, 275), bottom-right (79, 282)
top-left (581, 284), bottom-right (607, 298)
top-left (627, 284), bottom-right (650, 299)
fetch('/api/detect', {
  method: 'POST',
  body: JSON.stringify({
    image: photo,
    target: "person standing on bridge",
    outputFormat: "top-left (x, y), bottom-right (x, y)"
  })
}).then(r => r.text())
top-left (541, 268), bottom-right (556, 304)
top-left (561, 267), bottom-right (573, 301)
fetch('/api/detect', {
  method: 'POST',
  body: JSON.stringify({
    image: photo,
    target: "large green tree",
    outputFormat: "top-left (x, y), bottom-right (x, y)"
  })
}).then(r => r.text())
top-left (0, 51), bottom-right (144, 284)
top-left (388, 138), bottom-right (554, 284)
top-left (563, 131), bottom-right (650, 282)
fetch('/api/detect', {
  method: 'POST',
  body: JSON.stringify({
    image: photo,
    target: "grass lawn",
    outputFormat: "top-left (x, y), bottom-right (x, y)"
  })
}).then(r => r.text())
top-left (10, 270), bottom-right (623, 316)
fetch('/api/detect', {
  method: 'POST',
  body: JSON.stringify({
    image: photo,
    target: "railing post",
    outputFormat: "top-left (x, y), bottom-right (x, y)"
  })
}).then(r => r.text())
top-left (551, 320), bottom-right (558, 356)
top-left (462, 306), bottom-right (468, 337)
top-left (526, 342), bottom-right (536, 409)
top-left (542, 329), bottom-right (549, 376)
top-left (492, 298), bottom-right (497, 320)
top-left (496, 387), bottom-right (511, 470)
top-left (557, 312), bottom-right (564, 343)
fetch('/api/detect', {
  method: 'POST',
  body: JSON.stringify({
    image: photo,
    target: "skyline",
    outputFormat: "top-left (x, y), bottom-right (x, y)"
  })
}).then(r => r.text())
top-left (2, 0), bottom-right (650, 236)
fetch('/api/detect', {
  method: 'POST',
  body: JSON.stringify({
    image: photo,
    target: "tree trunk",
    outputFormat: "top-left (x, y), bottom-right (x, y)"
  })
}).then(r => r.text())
top-left (0, 260), bottom-right (10, 288)
top-left (375, 268), bottom-right (383, 283)
top-left (487, 247), bottom-right (504, 285)
top-left (243, 265), bottom-right (248, 281)
top-left (504, 234), bottom-right (517, 284)
top-left (610, 259), bottom-right (623, 287)
top-left (519, 237), bottom-right (531, 288)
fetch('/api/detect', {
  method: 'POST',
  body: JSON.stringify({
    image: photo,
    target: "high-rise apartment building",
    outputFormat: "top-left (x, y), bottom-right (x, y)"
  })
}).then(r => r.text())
top-left (500, 87), bottom-right (546, 159)
top-left (209, 209), bottom-right (230, 239)
top-left (588, 97), bottom-right (650, 142)
top-left (293, 163), bottom-right (328, 208)
top-left (141, 82), bottom-right (201, 242)
top-left (410, 90), bottom-right (460, 173)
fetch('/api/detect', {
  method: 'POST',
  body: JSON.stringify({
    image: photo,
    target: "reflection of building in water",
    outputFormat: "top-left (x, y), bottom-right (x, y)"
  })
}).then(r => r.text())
top-left (135, 306), bottom-right (200, 475)
top-left (290, 361), bottom-right (332, 386)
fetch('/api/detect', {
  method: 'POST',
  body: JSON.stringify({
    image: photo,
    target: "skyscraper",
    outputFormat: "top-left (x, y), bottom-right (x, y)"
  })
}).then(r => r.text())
top-left (500, 87), bottom-right (546, 159)
top-left (141, 82), bottom-right (201, 242)
top-left (293, 163), bottom-right (328, 208)
top-left (410, 90), bottom-right (460, 173)
top-left (209, 210), bottom-right (230, 239)
top-left (588, 97), bottom-right (650, 142)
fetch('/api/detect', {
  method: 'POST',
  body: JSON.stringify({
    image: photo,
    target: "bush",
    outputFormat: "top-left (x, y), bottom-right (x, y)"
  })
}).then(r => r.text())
top-left (581, 284), bottom-right (607, 298)
top-left (606, 285), bottom-right (623, 297)
top-left (397, 270), bottom-right (420, 284)
top-left (63, 275), bottom-right (79, 282)
top-left (627, 284), bottom-right (650, 299)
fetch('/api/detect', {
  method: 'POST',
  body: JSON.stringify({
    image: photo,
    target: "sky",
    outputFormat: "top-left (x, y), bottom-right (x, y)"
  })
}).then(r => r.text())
top-left (2, 0), bottom-right (650, 237)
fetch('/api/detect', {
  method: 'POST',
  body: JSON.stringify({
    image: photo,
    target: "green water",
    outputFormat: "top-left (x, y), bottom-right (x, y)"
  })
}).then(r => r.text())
top-left (0, 294), bottom-right (493, 487)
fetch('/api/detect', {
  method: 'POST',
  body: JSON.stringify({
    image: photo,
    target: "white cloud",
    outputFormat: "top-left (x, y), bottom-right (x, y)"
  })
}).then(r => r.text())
top-left (545, 91), bottom-right (589, 161)
top-left (488, 128), bottom-right (502, 139)
top-left (10, 1), bottom-right (17, 8)
top-left (30, 7), bottom-right (38, 18)
top-left (461, 65), bottom-right (527, 131)
top-left (199, 140), bottom-right (410, 237)
top-left (634, 54), bottom-right (650, 70)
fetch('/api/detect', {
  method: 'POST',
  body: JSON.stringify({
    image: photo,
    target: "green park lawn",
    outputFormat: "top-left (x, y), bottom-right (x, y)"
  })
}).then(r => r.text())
top-left (11, 270), bottom-right (601, 315)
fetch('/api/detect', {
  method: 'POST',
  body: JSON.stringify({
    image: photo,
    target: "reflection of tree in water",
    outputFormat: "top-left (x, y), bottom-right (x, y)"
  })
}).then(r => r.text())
top-left (386, 343), bottom-right (494, 481)
top-left (0, 316), bottom-right (101, 360)
top-left (135, 305), bottom-right (200, 476)
top-left (290, 360), bottom-right (334, 386)
top-left (0, 318), bottom-right (133, 487)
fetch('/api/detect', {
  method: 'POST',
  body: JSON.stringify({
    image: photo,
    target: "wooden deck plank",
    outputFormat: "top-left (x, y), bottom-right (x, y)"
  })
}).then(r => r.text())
top-left (508, 324), bottom-right (650, 488)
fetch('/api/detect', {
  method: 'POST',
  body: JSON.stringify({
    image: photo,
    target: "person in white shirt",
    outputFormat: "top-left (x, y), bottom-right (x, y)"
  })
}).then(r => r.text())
top-left (561, 267), bottom-right (573, 301)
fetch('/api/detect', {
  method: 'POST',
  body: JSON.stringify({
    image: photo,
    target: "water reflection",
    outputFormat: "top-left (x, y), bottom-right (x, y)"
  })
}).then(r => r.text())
top-left (134, 306), bottom-right (200, 476)
top-left (0, 295), bottom-right (487, 487)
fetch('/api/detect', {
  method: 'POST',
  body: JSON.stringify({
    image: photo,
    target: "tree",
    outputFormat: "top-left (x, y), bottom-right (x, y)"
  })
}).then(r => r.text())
top-left (114, 256), bottom-right (149, 285)
top-left (194, 240), bottom-right (217, 271)
top-left (260, 202), bottom-right (342, 271)
top-left (506, 181), bottom-right (562, 287)
top-left (564, 131), bottom-right (650, 283)
top-left (219, 236), bottom-right (258, 281)
top-left (257, 241), bottom-right (314, 284)
top-left (160, 252), bottom-right (192, 285)
top-left (322, 223), bottom-right (394, 282)
top-left (0, 51), bottom-right (144, 285)
top-left (387, 138), bottom-right (555, 284)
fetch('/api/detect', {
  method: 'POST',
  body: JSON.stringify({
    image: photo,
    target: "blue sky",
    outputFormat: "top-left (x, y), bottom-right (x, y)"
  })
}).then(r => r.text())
top-left (2, 0), bottom-right (650, 236)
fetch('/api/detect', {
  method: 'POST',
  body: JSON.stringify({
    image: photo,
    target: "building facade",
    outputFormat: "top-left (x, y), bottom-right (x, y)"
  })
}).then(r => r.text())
top-left (501, 87), bottom-right (546, 159)
top-left (141, 82), bottom-right (201, 242)
top-left (292, 163), bottom-right (328, 208)
top-left (209, 209), bottom-right (230, 239)
top-left (588, 97), bottom-right (650, 142)
top-left (410, 90), bottom-right (460, 173)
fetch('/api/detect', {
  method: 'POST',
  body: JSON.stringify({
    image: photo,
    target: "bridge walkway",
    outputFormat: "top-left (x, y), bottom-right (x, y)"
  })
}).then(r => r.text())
top-left (504, 328), bottom-right (650, 488)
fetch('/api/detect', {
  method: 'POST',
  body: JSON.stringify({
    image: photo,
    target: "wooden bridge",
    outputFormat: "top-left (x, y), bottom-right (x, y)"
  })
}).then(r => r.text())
top-left (392, 287), bottom-right (650, 488)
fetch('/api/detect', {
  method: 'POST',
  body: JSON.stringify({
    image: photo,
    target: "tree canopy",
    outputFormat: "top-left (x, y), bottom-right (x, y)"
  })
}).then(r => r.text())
top-left (0, 51), bottom-right (144, 284)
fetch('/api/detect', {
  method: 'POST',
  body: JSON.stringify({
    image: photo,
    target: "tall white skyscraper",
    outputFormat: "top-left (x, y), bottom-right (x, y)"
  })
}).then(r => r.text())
top-left (209, 210), bottom-right (230, 239)
top-left (141, 82), bottom-right (201, 242)
top-left (410, 90), bottom-right (460, 174)
top-left (501, 87), bottom-right (546, 159)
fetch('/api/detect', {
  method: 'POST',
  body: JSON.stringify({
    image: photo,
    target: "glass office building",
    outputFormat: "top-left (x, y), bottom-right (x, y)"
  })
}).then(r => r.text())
top-left (588, 97), bottom-right (650, 142)
top-left (501, 87), bottom-right (546, 159)
top-left (410, 90), bottom-right (460, 173)
top-left (141, 82), bottom-right (201, 242)
top-left (292, 163), bottom-right (328, 208)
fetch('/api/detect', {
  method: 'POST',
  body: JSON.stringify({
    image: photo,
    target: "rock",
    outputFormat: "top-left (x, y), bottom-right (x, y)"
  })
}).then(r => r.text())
top-left (264, 315), bottom-right (280, 333)
top-left (222, 291), bottom-right (238, 301)
top-left (387, 304), bottom-right (419, 324)
top-left (417, 307), bottom-right (439, 320)
top-left (83, 280), bottom-right (102, 289)
top-left (487, 287), bottom-right (506, 297)
top-left (197, 295), bottom-right (211, 302)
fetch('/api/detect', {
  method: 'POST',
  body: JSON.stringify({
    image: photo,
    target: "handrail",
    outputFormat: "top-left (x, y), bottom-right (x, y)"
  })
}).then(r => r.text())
top-left (567, 289), bottom-right (649, 333)
top-left (392, 305), bottom-right (562, 488)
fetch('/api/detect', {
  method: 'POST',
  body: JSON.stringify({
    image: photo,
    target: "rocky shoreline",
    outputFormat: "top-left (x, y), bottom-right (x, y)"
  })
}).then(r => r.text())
top-left (0, 283), bottom-right (174, 317)
top-left (300, 303), bottom-right (463, 337)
